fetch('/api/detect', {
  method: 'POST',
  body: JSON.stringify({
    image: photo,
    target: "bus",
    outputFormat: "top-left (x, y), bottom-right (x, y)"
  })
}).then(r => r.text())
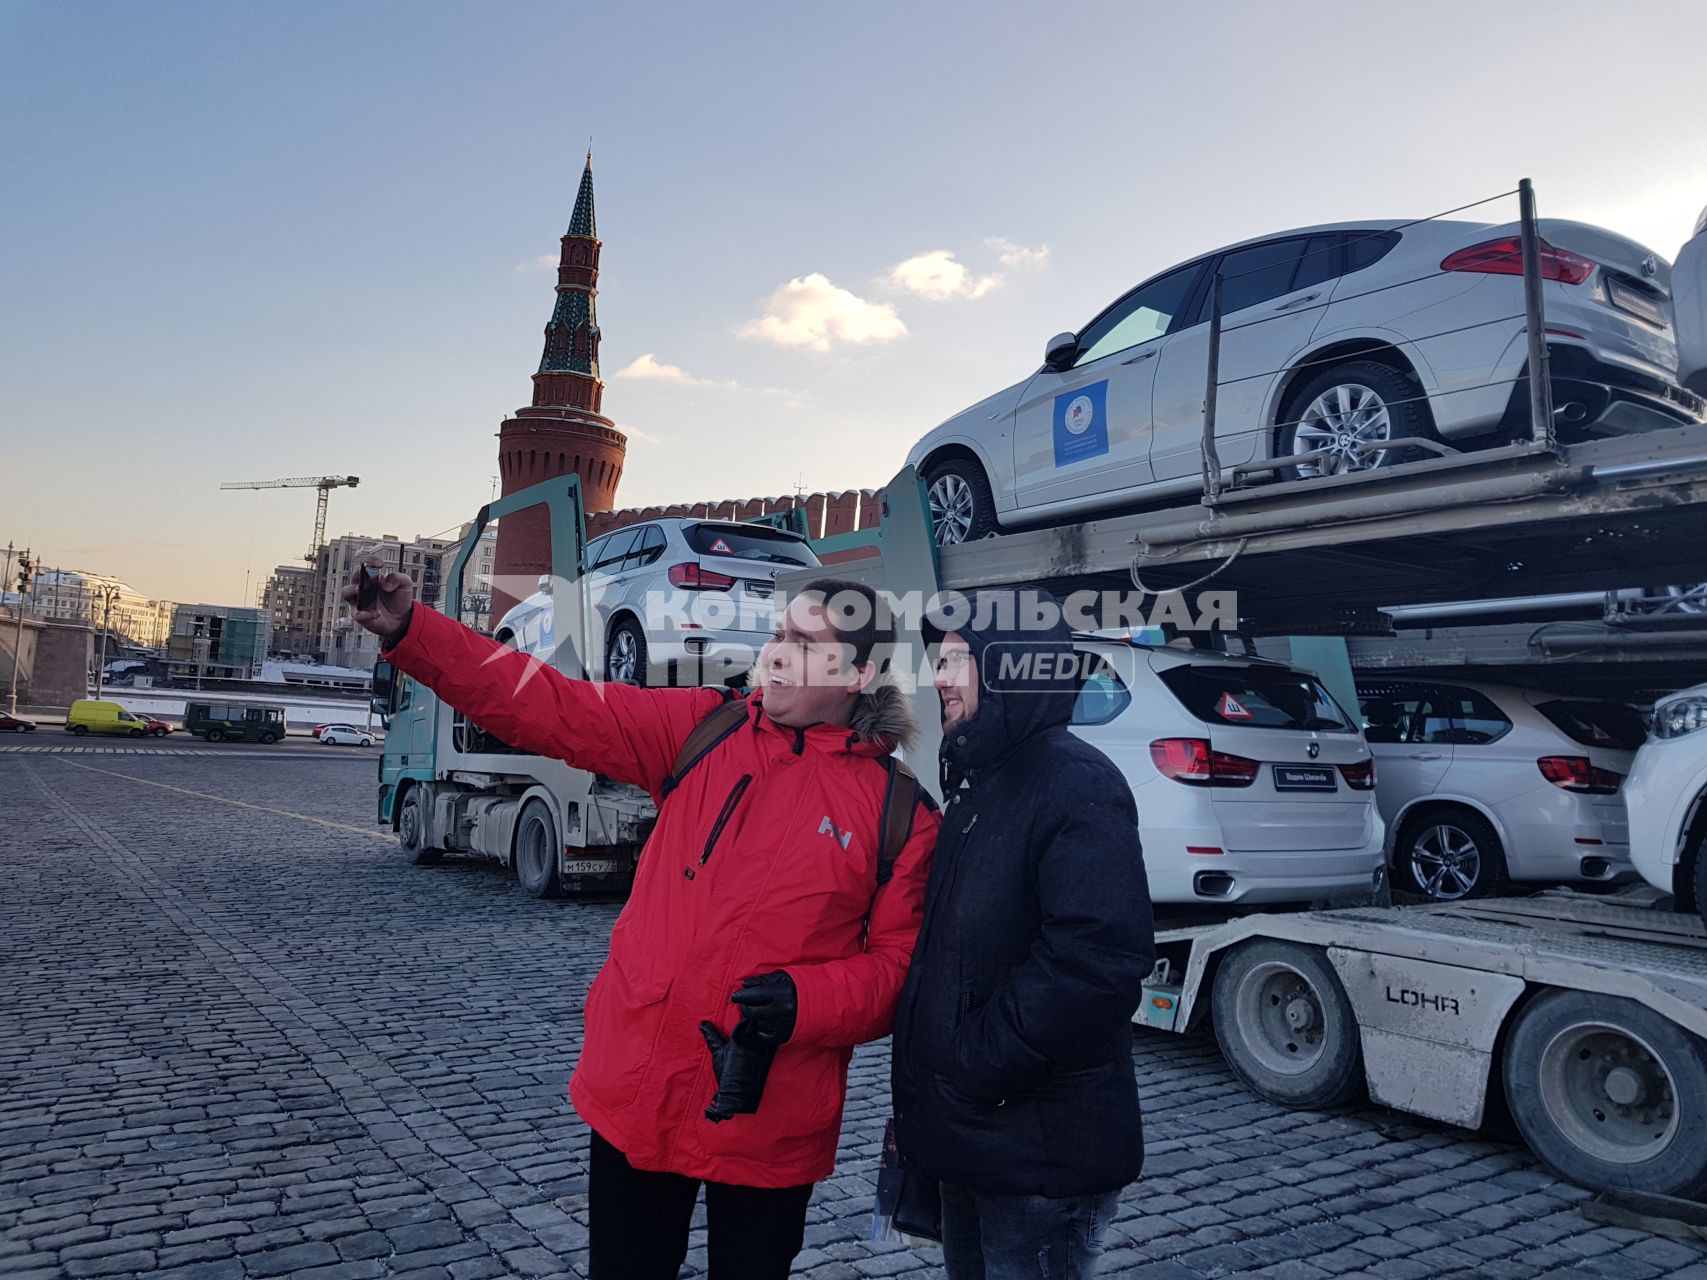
top-left (183, 700), bottom-right (288, 743)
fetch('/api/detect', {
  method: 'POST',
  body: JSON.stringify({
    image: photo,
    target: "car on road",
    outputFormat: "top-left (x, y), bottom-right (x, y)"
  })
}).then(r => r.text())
top-left (65, 699), bottom-right (152, 737)
top-left (1624, 682), bottom-right (1707, 922)
top-left (1070, 638), bottom-right (1382, 905)
top-left (0, 712), bottom-right (36, 732)
top-left (1356, 679), bottom-right (1640, 901)
top-left (135, 715), bottom-right (172, 737)
top-left (1673, 202), bottom-right (1707, 395)
top-left (497, 518), bottom-right (822, 687)
top-left (317, 724), bottom-right (375, 747)
top-left (907, 217), bottom-right (1700, 544)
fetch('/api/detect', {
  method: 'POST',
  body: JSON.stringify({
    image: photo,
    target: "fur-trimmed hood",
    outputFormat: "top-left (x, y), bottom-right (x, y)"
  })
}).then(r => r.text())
top-left (850, 680), bottom-right (918, 752)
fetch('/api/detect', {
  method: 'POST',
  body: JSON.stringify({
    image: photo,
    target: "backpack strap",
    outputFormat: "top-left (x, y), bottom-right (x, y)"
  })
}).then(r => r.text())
top-left (876, 758), bottom-right (922, 887)
top-left (659, 693), bottom-right (748, 801)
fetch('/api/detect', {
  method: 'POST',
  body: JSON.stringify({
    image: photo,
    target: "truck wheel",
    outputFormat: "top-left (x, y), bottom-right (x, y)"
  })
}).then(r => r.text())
top-left (129, 728), bottom-right (144, 738)
top-left (1394, 807), bottom-right (1506, 901)
top-left (258, 731), bottom-right (278, 745)
top-left (398, 788), bottom-right (441, 866)
top-left (72, 725), bottom-right (88, 736)
top-left (206, 729), bottom-right (224, 743)
top-left (514, 799), bottom-right (562, 899)
top-left (1503, 989), bottom-right (1707, 1198)
top-left (1212, 939), bottom-right (1364, 1109)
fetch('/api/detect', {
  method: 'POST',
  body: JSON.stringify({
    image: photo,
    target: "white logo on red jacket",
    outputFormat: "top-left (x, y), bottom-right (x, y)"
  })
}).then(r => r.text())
top-left (818, 816), bottom-right (853, 850)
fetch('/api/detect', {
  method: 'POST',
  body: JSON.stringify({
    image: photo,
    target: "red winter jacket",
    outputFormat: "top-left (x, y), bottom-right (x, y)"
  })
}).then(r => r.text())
top-left (384, 604), bottom-right (938, 1187)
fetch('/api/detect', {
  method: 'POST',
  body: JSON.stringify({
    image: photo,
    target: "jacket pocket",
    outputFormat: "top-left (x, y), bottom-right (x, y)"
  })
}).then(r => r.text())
top-left (575, 945), bottom-right (674, 1113)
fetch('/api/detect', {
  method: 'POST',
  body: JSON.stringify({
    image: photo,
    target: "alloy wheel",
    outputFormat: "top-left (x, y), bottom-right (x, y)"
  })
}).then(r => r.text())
top-left (928, 474), bottom-right (975, 546)
top-left (1294, 383), bottom-right (1394, 478)
top-left (608, 629), bottom-right (638, 682)
top-left (1410, 823), bottom-right (1482, 900)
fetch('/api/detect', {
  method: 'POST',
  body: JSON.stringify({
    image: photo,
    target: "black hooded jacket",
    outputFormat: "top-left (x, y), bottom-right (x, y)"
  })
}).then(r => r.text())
top-left (891, 591), bottom-right (1155, 1199)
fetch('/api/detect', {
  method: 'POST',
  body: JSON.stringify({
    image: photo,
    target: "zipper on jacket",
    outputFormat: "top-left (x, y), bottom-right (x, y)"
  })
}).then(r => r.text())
top-left (685, 773), bottom-right (752, 879)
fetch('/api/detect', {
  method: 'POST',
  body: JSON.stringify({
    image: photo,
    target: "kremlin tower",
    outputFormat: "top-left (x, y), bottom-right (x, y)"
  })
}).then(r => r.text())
top-left (491, 154), bottom-right (627, 617)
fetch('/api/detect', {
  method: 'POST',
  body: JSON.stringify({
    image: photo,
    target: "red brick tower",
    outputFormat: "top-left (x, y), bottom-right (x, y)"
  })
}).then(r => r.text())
top-left (492, 154), bottom-right (627, 618)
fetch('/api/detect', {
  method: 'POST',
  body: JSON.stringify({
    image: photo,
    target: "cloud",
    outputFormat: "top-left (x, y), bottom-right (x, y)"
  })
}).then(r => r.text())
top-left (739, 273), bottom-right (907, 353)
top-left (888, 250), bottom-right (1000, 302)
top-left (615, 353), bottom-right (702, 385)
top-left (613, 353), bottom-right (807, 404)
top-left (514, 253), bottom-right (558, 274)
top-left (984, 237), bottom-right (1051, 269)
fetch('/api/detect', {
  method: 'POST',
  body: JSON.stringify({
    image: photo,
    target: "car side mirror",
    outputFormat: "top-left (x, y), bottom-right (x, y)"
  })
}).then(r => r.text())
top-left (1044, 331), bottom-right (1078, 370)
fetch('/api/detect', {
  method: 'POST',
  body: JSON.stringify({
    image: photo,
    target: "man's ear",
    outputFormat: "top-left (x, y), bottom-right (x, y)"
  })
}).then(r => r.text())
top-left (851, 659), bottom-right (879, 695)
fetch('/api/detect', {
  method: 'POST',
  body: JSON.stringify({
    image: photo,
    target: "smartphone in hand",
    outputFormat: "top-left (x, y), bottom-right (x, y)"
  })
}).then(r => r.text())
top-left (356, 565), bottom-right (382, 612)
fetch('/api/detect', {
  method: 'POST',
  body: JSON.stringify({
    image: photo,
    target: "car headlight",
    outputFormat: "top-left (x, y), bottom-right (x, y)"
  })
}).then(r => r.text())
top-left (1654, 696), bottom-right (1707, 739)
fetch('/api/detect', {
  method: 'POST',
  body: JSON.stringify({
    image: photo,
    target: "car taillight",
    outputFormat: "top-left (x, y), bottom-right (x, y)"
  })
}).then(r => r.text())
top-left (1149, 738), bottom-right (1258, 788)
top-left (1337, 759), bottom-right (1377, 790)
top-left (1440, 236), bottom-right (1595, 286)
top-left (669, 563), bottom-right (738, 591)
top-left (1537, 756), bottom-right (1624, 795)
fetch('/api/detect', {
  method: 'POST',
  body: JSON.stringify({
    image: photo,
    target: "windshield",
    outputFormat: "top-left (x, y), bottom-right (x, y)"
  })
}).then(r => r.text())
top-left (1158, 663), bottom-right (1355, 732)
top-left (685, 524), bottom-right (820, 566)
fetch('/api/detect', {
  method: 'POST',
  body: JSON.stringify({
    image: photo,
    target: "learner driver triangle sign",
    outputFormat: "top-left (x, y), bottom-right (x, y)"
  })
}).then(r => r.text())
top-left (1219, 692), bottom-right (1253, 720)
top-left (709, 538), bottom-right (733, 554)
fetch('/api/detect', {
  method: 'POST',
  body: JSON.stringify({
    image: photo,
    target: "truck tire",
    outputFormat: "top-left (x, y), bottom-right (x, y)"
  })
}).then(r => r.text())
top-left (514, 799), bottom-right (561, 899)
top-left (1212, 939), bottom-right (1364, 1110)
top-left (72, 724), bottom-right (88, 736)
top-left (1503, 989), bottom-right (1707, 1198)
top-left (129, 728), bottom-right (144, 738)
top-left (398, 788), bottom-right (441, 867)
top-left (206, 729), bottom-right (224, 743)
top-left (258, 731), bottom-right (278, 745)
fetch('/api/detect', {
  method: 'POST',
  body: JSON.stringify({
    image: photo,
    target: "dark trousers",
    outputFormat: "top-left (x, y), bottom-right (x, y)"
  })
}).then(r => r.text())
top-left (939, 1181), bottom-right (1121, 1280)
top-left (587, 1129), bottom-right (814, 1280)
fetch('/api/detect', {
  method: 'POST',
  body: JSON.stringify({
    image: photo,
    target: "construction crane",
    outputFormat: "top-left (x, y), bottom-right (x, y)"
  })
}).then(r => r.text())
top-left (221, 475), bottom-right (361, 565)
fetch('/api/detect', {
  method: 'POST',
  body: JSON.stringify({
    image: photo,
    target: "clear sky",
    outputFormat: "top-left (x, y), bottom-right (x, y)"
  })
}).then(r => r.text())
top-left (4, 0), bottom-right (1704, 605)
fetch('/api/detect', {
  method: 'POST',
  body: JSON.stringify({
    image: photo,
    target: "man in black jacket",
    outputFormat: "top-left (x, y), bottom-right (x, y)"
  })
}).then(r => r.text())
top-left (892, 589), bottom-right (1154, 1279)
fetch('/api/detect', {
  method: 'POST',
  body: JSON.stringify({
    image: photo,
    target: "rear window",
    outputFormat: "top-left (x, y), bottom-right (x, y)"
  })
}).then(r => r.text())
top-left (1158, 664), bottom-right (1355, 732)
top-left (1537, 699), bottom-right (1646, 752)
top-left (1345, 230), bottom-right (1400, 273)
top-left (685, 524), bottom-right (820, 566)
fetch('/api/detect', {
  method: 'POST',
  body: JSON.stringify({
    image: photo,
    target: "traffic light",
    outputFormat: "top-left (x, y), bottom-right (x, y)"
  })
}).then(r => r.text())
top-left (15, 553), bottom-right (32, 594)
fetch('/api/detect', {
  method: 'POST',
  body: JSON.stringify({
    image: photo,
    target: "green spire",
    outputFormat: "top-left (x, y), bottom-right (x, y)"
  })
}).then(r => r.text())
top-left (568, 152), bottom-right (596, 238)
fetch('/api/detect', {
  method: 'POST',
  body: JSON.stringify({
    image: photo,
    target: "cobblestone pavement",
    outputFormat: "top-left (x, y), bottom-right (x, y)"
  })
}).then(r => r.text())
top-left (3, 752), bottom-right (1704, 1280)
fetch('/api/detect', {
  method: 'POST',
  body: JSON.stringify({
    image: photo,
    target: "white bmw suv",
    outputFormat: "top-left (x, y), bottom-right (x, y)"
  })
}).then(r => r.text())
top-left (1070, 639), bottom-right (1383, 906)
top-left (1624, 683), bottom-right (1707, 920)
top-left (1356, 679), bottom-right (1640, 901)
top-left (908, 217), bottom-right (1698, 544)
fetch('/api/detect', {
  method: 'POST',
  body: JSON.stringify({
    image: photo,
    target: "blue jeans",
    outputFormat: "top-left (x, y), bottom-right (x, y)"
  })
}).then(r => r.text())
top-left (939, 1182), bottom-right (1120, 1280)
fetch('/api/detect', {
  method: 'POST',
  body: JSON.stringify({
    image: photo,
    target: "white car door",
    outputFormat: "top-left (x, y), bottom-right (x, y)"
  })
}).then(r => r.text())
top-left (1010, 262), bottom-right (1206, 511)
top-left (1358, 682), bottom-right (1455, 827)
top-left (1150, 234), bottom-right (1339, 483)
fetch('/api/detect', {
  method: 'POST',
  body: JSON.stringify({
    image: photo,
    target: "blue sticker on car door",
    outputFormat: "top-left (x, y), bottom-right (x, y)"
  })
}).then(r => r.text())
top-left (1053, 381), bottom-right (1110, 466)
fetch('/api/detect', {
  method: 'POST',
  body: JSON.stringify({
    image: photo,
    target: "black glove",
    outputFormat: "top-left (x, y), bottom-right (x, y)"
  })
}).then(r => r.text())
top-left (700, 1019), bottom-right (780, 1123)
top-left (730, 970), bottom-right (798, 1044)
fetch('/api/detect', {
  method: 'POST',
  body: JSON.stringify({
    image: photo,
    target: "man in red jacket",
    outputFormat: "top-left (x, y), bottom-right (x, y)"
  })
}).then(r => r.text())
top-left (346, 566), bottom-right (937, 1280)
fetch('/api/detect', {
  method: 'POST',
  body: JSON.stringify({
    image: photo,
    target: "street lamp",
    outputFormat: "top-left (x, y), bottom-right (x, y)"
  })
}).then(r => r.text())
top-left (93, 583), bottom-right (122, 699)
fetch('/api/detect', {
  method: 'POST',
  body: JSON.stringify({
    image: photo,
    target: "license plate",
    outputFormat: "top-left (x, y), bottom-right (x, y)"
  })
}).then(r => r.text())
top-left (563, 858), bottom-right (623, 876)
top-left (1273, 765), bottom-right (1336, 791)
top-left (1606, 275), bottom-right (1668, 327)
